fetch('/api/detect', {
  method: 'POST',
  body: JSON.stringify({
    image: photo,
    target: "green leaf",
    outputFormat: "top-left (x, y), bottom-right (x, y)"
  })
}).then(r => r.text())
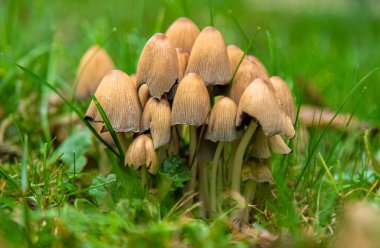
top-left (89, 174), bottom-right (118, 207)
top-left (50, 127), bottom-right (92, 173)
top-left (160, 156), bottom-right (191, 189)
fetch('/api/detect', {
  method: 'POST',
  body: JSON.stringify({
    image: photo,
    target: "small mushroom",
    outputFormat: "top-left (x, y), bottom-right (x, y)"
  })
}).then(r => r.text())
top-left (75, 45), bottom-right (115, 100)
top-left (125, 134), bottom-right (158, 175)
top-left (136, 33), bottom-right (179, 99)
top-left (84, 70), bottom-right (141, 133)
top-left (138, 84), bottom-right (150, 108)
top-left (176, 48), bottom-right (189, 81)
top-left (270, 76), bottom-right (296, 124)
top-left (141, 97), bottom-right (171, 149)
top-left (247, 55), bottom-right (269, 77)
top-left (185, 26), bottom-right (231, 86)
top-left (165, 17), bottom-right (200, 54)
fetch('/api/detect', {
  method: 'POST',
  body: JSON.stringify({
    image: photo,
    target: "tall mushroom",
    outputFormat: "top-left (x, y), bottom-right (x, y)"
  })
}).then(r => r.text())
top-left (136, 33), bottom-right (179, 99)
top-left (75, 45), bottom-right (115, 100)
top-left (171, 73), bottom-right (210, 193)
top-left (231, 78), bottom-right (294, 193)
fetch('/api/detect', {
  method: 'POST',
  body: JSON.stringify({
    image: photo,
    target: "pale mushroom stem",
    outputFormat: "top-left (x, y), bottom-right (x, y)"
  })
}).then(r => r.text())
top-left (227, 140), bottom-right (239, 185)
top-left (141, 166), bottom-right (149, 191)
top-left (231, 121), bottom-right (258, 192)
top-left (210, 141), bottom-right (224, 215)
top-left (188, 125), bottom-right (198, 195)
top-left (199, 160), bottom-right (209, 218)
top-left (242, 180), bottom-right (257, 223)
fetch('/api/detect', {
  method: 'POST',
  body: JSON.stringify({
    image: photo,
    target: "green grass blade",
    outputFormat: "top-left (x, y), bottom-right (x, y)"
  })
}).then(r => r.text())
top-left (91, 95), bottom-right (124, 161)
top-left (0, 52), bottom-right (120, 157)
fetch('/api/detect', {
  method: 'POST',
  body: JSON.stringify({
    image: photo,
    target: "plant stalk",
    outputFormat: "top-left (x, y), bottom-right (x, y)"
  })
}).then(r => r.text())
top-left (231, 121), bottom-right (258, 193)
top-left (210, 141), bottom-right (224, 215)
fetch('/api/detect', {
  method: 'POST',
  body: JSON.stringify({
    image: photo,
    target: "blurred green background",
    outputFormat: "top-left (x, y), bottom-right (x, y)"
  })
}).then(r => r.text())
top-left (1, 0), bottom-right (379, 125)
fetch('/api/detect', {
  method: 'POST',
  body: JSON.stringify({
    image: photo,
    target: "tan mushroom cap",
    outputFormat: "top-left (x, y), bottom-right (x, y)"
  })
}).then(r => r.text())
top-left (165, 17), bottom-right (200, 54)
top-left (185, 26), bottom-right (231, 86)
top-left (176, 48), bottom-right (189, 81)
top-left (236, 78), bottom-right (295, 138)
top-left (270, 76), bottom-right (296, 124)
top-left (84, 70), bottom-right (141, 133)
top-left (268, 135), bottom-right (292, 155)
top-left (242, 159), bottom-right (274, 184)
top-left (205, 97), bottom-right (237, 142)
top-left (138, 84), bottom-right (150, 108)
top-left (136, 33), bottom-right (179, 99)
top-left (229, 58), bottom-right (270, 104)
top-left (130, 74), bottom-right (137, 88)
top-left (125, 134), bottom-right (158, 175)
top-left (75, 45), bottom-right (115, 100)
top-left (141, 97), bottom-right (171, 149)
top-left (247, 55), bottom-right (270, 77)
top-left (250, 127), bottom-right (271, 159)
top-left (171, 73), bottom-right (210, 126)
top-left (227, 45), bottom-right (245, 75)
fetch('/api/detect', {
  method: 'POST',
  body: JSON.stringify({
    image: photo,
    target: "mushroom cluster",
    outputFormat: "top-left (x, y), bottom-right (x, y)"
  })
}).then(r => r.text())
top-left (77, 17), bottom-right (296, 220)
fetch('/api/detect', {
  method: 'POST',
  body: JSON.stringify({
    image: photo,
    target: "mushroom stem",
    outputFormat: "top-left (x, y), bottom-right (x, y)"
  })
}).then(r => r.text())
top-left (242, 180), bottom-right (257, 223)
top-left (231, 121), bottom-right (258, 192)
top-left (188, 125), bottom-right (198, 195)
top-left (210, 141), bottom-right (224, 215)
top-left (227, 140), bottom-right (239, 185)
top-left (199, 160), bottom-right (209, 218)
top-left (141, 166), bottom-right (149, 191)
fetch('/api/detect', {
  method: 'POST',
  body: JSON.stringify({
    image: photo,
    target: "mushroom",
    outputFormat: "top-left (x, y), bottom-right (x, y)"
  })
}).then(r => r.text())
top-left (141, 97), bottom-right (171, 149)
top-left (205, 96), bottom-right (238, 214)
top-left (75, 45), bottom-right (115, 100)
top-left (165, 17), bottom-right (200, 54)
top-left (136, 33), bottom-right (179, 99)
top-left (270, 76), bottom-right (296, 124)
top-left (247, 55), bottom-right (269, 77)
top-left (176, 48), bottom-right (189, 81)
top-left (84, 70), bottom-right (141, 133)
top-left (249, 128), bottom-right (291, 159)
top-left (125, 134), bottom-right (158, 189)
top-left (230, 58), bottom-right (270, 104)
top-left (185, 26), bottom-right (231, 87)
top-left (171, 73), bottom-right (210, 194)
top-left (138, 84), bottom-right (150, 108)
top-left (227, 45), bottom-right (245, 75)
top-left (231, 78), bottom-right (295, 192)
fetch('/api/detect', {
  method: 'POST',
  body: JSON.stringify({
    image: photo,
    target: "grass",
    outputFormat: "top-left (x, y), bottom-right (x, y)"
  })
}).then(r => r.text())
top-left (1, 0), bottom-right (380, 247)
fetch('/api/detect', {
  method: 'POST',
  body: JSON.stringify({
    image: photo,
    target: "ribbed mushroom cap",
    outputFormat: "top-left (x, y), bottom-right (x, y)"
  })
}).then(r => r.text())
top-left (236, 78), bottom-right (295, 138)
top-left (205, 97), bottom-right (237, 142)
top-left (138, 84), bottom-right (150, 108)
top-left (125, 134), bottom-right (158, 174)
top-left (247, 55), bottom-right (269, 77)
top-left (84, 70), bottom-right (141, 133)
top-left (171, 73), bottom-right (210, 126)
top-left (176, 48), bottom-right (189, 81)
top-left (165, 17), bottom-right (200, 54)
top-left (229, 58), bottom-right (270, 104)
top-left (130, 75), bottom-right (137, 88)
top-left (75, 45), bottom-right (115, 100)
top-left (141, 98), bottom-right (171, 148)
top-left (185, 26), bottom-right (231, 86)
top-left (136, 33), bottom-right (179, 99)
top-left (241, 159), bottom-right (273, 184)
top-left (227, 45), bottom-right (245, 75)
top-left (270, 76), bottom-right (296, 124)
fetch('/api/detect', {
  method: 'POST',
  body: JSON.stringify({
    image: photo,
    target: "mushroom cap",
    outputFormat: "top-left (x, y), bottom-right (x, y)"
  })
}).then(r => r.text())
top-left (75, 45), bottom-right (115, 100)
top-left (230, 58), bottom-right (270, 104)
top-left (270, 76), bottom-right (296, 124)
top-left (250, 127), bottom-right (271, 159)
top-left (141, 97), bottom-right (171, 149)
top-left (171, 73), bottom-right (210, 126)
top-left (227, 45), bottom-right (245, 75)
top-left (136, 33), bottom-right (179, 99)
top-left (205, 97), bottom-right (237, 142)
top-left (125, 134), bottom-right (158, 175)
top-left (268, 135), bottom-right (292, 155)
top-left (138, 84), bottom-right (150, 108)
top-left (176, 48), bottom-right (189, 81)
top-left (165, 17), bottom-right (200, 54)
top-left (84, 70), bottom-right (141, 133)
top-left (185, 26), bottom-right (231, 86)
top-left (236, 78), bottom-right (295, 138)
top-left (242, 159), bottom-right (273, 184)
